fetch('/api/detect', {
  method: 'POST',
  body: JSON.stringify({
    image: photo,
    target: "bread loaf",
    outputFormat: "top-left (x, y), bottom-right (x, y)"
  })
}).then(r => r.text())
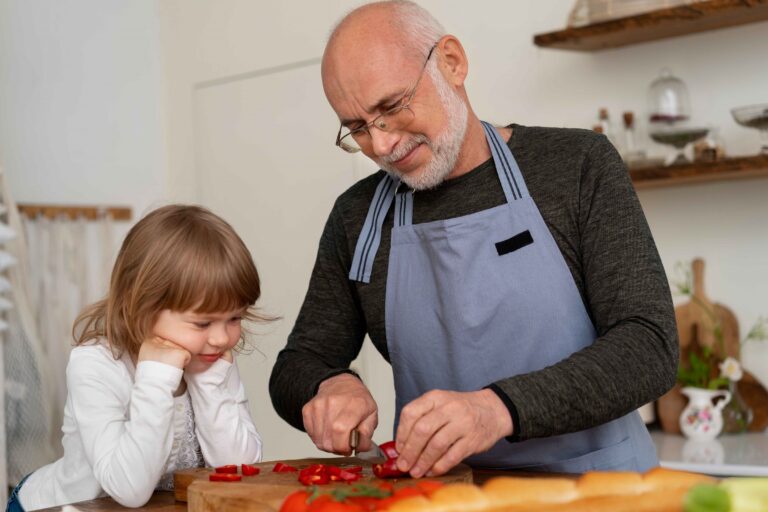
top-left (387, 468), bottom-right (714, 512)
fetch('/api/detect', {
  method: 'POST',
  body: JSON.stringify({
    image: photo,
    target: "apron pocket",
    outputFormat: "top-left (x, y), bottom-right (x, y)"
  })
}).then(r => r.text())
top-left (495, 230), bottom-right (533, 256)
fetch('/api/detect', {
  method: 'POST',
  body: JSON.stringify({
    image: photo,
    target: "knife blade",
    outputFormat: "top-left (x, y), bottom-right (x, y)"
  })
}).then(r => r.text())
top-left (350, 429), bottom-right (384, 461)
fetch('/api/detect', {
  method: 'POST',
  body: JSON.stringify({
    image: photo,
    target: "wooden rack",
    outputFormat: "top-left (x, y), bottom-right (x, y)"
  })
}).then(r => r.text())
top-left (533, 0), bottom-right (768, 51)
top-left (16, 204), bottom-right (132, 221)
top-left (630, 154), bottom-right (768, 188)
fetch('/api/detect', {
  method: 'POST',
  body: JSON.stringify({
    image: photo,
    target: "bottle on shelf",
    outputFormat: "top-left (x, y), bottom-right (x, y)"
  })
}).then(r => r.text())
top-left (597, 108), bottom-right (619, 152)
top-left (621, 111), bottom-right (647, 168)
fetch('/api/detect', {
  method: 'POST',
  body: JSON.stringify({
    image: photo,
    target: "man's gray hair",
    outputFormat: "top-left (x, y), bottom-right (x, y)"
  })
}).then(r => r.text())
top-left (330, 1), bottom-right (446, 58)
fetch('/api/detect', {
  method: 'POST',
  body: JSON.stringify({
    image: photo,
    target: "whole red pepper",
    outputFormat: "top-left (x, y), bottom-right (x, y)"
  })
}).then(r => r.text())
top-left (371, 440), bottom-right (407, 479)
top-left (378, 441), bottom-right (400, 460)
top-left (372, 457), bottom-right (406, 479)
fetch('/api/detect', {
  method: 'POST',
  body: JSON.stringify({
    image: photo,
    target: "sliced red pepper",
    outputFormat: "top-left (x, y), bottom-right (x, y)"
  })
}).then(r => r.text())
top-left (299, 471), bottom-right (330, 486)
top-left (273, 462), bottom-right (299, 472)
top-left (241, 463), bottom-right (260, 476)
top-left (214, 464), bottom-right (238, 474)
top-left (372, 458), bottom-right (406, 479)
top-left (209, 472), bottom-right (242, 482)
top-left (344, 466), bottom-right (363, 474)
top-left (378, 441), bottom-right (400, 460)
top-left (338, 469), bottom-right (362, 482)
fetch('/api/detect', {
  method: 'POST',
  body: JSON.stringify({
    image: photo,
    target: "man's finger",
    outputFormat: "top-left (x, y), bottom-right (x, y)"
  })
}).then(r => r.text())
top-left (396, 408), bottom-right (450, 474)
top-left (395, 394), bottom-right (436, 452)
top-left (407, 421), bottom-right (460, 478)
top-left (426, 437), bottom-right (469, 477)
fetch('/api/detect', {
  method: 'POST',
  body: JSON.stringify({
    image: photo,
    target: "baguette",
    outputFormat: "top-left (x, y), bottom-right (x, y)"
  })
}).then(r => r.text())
top-left (387, 467), bottom-right (715, 512)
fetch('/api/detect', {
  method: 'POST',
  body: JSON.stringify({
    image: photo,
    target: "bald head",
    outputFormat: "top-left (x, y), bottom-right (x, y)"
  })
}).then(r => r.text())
top-left (322, 1), bottom-right (445, 94)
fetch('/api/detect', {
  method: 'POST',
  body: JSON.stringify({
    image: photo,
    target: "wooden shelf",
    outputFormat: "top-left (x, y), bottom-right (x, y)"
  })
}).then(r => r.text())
top-left (16, 203), bottom-right (132, 221)
top-left (534, 0), bottom-right (768, 51)
top-left (630, 154), bottom-right (768, 189)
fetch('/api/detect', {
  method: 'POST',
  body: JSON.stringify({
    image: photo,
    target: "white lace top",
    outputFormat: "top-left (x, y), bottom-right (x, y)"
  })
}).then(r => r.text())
top-left (156, 391), bottom-right (205, 490)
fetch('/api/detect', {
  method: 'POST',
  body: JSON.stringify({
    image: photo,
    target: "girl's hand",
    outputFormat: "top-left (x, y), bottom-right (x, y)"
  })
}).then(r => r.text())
top-left (138, 336), bottom-right (192, 369)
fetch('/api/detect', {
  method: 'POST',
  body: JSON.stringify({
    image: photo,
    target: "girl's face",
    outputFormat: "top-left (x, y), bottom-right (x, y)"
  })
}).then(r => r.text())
top-left (152, 306), bottom-right (246, 364)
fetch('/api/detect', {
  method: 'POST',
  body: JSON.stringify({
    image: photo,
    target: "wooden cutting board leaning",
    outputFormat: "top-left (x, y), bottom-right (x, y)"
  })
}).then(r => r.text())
top-left (175, 457), bottom-right (473, 512)
top-left (657, 258), bottom-right (768, 433)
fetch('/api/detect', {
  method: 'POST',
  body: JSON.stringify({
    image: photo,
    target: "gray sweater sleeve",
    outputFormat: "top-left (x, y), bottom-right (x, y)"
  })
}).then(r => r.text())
top-left (492, 135), bottom-right (679, 440)
top-left (269, 200), bottom-right (366, 431)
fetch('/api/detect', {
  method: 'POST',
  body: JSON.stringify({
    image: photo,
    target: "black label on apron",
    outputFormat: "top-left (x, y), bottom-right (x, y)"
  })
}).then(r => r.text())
top-left (495, 230), bottom-right (534, 256)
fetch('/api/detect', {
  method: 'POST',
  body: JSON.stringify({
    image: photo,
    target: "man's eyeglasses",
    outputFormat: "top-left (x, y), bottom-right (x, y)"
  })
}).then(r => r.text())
top-left (335, 44), bottom-right (438, 154)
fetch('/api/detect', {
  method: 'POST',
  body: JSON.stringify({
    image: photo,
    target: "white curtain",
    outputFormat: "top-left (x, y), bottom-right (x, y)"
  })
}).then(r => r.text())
top-left (0, 191), bottom-right (119, 487)
top-left (21, 213), bottom-right (116, 458)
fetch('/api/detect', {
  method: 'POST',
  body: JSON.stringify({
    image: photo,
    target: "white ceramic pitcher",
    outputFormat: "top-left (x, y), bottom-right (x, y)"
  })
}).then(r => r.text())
top-left (679, 386), bottom-right (731, 441)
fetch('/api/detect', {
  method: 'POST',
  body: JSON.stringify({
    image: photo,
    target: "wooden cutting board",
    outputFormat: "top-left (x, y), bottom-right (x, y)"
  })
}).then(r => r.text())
top-left (658, 258), bottom-right (740, 434)
top-left (176, 456), bottom-right (473, 512)
top-left (658, 258), bottom-right (768, 433)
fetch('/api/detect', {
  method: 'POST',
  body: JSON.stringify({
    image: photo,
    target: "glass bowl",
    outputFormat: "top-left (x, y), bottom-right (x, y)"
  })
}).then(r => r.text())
top-left (731, 104), bottom-right (768, 155)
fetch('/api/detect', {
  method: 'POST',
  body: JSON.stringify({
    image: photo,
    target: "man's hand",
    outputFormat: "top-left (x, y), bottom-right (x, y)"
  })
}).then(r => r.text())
top-left (302, 373), bottom-right (378, 455)
top-left (394, 389), bottom-right (513, 478)
top-left (138, 336), bottom-right (192, 369)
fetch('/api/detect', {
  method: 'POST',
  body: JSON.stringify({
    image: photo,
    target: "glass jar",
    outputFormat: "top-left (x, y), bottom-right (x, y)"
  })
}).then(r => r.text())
top-left (647, 68), bottom-right (691, 126)
top-left (721, 380), bottom-right (753, 434)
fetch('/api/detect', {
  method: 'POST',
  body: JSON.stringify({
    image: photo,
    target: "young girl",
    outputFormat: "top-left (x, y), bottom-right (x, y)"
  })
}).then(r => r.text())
top-left (9, 204), bottom-right (266, 511)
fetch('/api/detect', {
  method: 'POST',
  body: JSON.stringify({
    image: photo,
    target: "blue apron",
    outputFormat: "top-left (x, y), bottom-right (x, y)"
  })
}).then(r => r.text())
top-left (349, 122), bottom-right (657, 472)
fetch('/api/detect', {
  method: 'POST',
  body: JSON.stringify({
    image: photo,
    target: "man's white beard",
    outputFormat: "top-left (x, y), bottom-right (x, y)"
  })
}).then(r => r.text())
top-left (377, 64), bottom-right (468, 191)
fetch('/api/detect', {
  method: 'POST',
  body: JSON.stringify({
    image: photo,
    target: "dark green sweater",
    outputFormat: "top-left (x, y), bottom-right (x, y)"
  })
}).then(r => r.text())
top-left (269, 124), bottom-right (678, 441)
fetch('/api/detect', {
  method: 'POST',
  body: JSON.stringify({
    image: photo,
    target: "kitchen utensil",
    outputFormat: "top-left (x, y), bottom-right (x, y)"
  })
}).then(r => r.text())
top-left (731, 103), bottom-right (768, 155)
top-left (175, 456), bottom-right (473, 510)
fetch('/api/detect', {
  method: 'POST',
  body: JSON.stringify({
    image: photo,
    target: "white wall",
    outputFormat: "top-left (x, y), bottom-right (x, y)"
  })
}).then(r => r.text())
top-left (2, 0), bottom-right (766, 463)
top-left (0, 0), bottom-right (167, 220)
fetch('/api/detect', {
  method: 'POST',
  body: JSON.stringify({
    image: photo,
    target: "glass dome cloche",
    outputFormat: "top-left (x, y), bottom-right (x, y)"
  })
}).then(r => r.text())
top-left (647, 68), bottom-right (709, 165)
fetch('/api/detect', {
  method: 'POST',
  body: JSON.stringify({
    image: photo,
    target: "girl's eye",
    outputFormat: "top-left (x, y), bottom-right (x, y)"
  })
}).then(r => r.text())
top-left (229, 316), bottom-right (242, 323)
top-left (194, 322), bottom-right (211, 329)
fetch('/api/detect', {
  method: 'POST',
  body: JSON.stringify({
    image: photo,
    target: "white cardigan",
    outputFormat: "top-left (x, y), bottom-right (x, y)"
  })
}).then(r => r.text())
top-left (19, 341), bottom-right (262, 510)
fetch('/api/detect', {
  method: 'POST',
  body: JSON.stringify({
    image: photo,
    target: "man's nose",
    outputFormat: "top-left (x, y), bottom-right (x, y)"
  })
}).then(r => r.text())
top-left (369, 128), bottom-right (400, 158)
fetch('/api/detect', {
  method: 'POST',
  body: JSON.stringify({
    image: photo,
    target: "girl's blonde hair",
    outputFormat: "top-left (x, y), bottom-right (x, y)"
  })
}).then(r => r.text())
top-left (74, 204), bottom-right (266, 359)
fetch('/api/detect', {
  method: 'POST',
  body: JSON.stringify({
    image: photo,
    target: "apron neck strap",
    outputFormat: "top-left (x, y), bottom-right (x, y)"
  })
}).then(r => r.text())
top-left (481, 121), bottom-right (528, 203)
top-left (349, 123), bottom-right (527, 282)
top-left (394, 184), bottom-right (414, 228)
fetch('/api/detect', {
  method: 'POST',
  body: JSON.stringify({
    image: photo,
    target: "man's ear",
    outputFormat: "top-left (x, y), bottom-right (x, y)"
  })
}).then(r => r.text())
top-left (437, 35), bottom-right (468, 86)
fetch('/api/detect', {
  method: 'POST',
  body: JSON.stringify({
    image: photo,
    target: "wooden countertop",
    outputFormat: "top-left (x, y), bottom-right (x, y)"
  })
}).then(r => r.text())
top-left (37, 469), bottom-right (569, 511)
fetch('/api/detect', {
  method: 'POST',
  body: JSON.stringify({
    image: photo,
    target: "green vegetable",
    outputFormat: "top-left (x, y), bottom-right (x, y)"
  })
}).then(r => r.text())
top-left (685, 484), bottom-right (730, 512)
top-left (721, 478), bottom-right (768, 512)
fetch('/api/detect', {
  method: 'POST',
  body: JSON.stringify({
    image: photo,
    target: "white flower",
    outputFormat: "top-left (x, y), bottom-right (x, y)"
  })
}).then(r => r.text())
top-left (719, 357), bottom-right (743, 382)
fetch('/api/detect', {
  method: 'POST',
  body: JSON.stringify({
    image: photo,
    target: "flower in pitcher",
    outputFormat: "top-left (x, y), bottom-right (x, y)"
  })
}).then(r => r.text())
top-left (718, 357), bottom-right (743, 382)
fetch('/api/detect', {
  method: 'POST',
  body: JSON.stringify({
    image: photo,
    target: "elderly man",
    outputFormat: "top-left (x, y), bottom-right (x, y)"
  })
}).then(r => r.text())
top-left (270, 0), bottom-right (677, 476)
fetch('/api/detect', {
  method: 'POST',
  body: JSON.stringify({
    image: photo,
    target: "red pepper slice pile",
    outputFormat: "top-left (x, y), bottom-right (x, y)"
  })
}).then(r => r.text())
top-left (209, 472), bottom-right (242, 482)
top-left (210, 463), bottom-right (261, 481)
top-left (242, 463), bottom-right (260, 476)
top-left (273, 462), bottom-right (299, 472)
top-left (371, 441), bottom-right (407, 479)
top-left (298, 463), bottom-right (363, 486)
